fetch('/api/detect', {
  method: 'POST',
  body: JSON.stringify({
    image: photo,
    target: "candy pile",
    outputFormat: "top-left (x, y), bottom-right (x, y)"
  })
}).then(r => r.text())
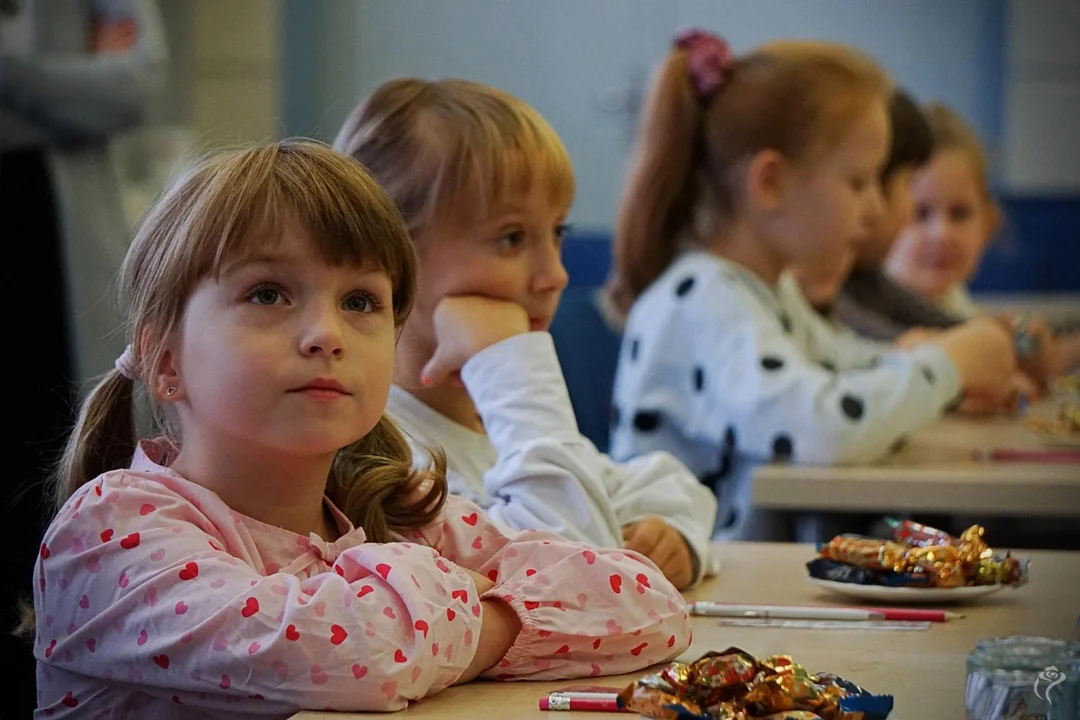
top-left (617, 647), bottom-right (892, 720)
top-left (807, 519), bottom-right (1028, 589)
top-left (1026, 373), bottom-right (1079, 438)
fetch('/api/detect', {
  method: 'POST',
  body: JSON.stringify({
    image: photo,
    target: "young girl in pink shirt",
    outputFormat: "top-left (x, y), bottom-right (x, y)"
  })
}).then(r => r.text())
top-left (30, 140), bottom-right (689, 718)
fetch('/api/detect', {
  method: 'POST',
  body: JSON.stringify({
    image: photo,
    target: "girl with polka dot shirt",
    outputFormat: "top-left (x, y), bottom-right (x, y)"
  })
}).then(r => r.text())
top-left (333, 80), bottom-right (719, 591)
top-left (605, 31), bottom-right (1017, 541)
top-left (30, 142), bottom-right (690, 718)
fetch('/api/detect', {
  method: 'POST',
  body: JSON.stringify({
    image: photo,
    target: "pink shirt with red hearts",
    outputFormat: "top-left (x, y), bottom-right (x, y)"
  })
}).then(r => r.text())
top-left (33, 438), bottom-right (691, 718)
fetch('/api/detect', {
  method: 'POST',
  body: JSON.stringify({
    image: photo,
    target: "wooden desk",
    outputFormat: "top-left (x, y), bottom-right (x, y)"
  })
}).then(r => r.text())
top-left (753, 406), bottom-right (1080, 517)
top-left (293, 543), bottom-right (1080, 720)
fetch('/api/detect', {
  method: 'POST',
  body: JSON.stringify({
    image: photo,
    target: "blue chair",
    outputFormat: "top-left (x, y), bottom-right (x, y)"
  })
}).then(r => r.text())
top-left (550, 285), bottom-right (622, 453)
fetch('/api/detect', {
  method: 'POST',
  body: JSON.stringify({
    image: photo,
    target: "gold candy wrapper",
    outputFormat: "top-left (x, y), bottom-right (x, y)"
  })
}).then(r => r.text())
top-left (818, 521), bottom-right (1027, 588)
top-left (618, 648), bottom-right (891, 720)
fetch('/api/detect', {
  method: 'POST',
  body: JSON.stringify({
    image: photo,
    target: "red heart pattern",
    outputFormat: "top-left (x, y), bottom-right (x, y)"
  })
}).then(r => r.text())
top-left (241, 597), bottom-right (259, 618)
top-left (330, 624), bottom-right (348, 645)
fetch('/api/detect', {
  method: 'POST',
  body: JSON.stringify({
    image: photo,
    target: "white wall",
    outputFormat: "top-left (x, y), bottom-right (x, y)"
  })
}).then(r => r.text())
top-left (303, 0), bottom-right (1073, 227)
top-left (1002, 0), bottom-right (1080, 194)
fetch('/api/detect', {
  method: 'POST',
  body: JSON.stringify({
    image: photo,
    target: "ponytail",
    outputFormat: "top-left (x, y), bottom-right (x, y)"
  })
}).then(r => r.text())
top-left (328, 414), bottom-right (448, 543)
top-left (607, 50), bottom-right (705, 319)
top-left (51, 369), bottom-right (137, 512)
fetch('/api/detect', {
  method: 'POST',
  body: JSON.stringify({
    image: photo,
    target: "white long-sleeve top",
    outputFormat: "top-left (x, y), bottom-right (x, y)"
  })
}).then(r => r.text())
top-left (610, 252), bottom-right (962, 540)
top-left (387, 332), bottom-right (718, 583)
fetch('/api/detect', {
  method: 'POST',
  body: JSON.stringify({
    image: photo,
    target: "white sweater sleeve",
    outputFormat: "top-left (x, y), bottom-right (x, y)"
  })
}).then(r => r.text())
top-left (459, 333), bottom-right (624, 548)
top-left (462, 333), bottom-right (716, 581)
top-left (700, 298), bottom-right (962, 466)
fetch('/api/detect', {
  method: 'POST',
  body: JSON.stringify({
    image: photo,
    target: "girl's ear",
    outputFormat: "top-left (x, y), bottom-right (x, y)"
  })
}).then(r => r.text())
top-left (152, 335), bottom-right (186, 403)
top-left (745, 149), bottom-right (789, 213)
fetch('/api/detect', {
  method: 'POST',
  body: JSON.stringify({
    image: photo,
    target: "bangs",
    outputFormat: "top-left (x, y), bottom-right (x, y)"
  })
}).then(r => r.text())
top-left (427, 82), bottom-right (575, 224)
top-left (153, 140), bottom-right (416, 323)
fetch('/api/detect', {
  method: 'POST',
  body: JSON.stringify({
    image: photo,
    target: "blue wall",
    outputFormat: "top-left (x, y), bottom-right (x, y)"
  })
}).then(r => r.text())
top-left (561, 197), bottom-right (1080, 292)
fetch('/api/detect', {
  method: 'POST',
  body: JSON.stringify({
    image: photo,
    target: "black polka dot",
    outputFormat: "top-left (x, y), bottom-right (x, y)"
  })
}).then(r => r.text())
top-left (840, 394), bottom-right (865, 420)
top-left (693, 366), bottom-right (705, 392)
top-left (704, 426), bottom-right (738, 492)
top-left (761, 356), bottom-right (785, 371)
top-left (632, 410), bottom-right (662, 432)
top-left (779, 313), bottom-right (793, 333)
top-left (921, 366), bottom-right (935, 384)
top-left (889, 435), bottom-right (910, 454)
top-left (630, 338), bottom-right (640, 361)
top-left (674, 276), bottom-right (696, 297)
top-left (772, 434), bottom-right (794, 461)
top-left (820, 361), bottom-right (836, 372)
top-left (610, 403), bottom-right (621, 429)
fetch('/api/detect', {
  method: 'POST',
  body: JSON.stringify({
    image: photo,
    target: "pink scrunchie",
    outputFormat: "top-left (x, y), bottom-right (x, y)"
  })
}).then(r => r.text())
top-left (674, 28), bottom-right (735, 101)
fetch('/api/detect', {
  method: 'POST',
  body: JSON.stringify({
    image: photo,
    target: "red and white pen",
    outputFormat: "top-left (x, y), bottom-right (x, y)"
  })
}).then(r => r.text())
top-left (976, 447), bottom-right (1080, 464)
top-left (539, 692), bottom-right (626, 712)
top-left (690, 602), bottom-right (963, 622)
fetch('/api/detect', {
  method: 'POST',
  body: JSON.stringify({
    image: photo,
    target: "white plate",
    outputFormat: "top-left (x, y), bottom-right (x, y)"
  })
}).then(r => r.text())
top-left (807, 578), bottom-right (1006, 604)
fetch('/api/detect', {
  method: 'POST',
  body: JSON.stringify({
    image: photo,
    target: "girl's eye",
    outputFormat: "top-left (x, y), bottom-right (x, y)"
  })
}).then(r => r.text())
top-left (949, 204), bottom-right (973, 222)
top-left (248, 285), bottom-right (285, 305)
top-left (554, 223), bottom-right (572, 245)
top-left (498, 231), bottom-right (525, 249)
top-left (344, 292), bottom-right (381, 313)
top-left (915, 204), bottom-right (932, 222)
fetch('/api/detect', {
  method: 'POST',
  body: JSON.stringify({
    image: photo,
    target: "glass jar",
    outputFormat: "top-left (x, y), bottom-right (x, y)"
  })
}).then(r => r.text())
top-left (966, 636), bottom-right (1080, 720)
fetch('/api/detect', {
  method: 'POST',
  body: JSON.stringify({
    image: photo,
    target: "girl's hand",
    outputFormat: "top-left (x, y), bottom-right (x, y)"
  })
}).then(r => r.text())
top-left (622, 516), bottom-right (694, 590)
top-left (454, 565), bottom-right (519, 684)
top-left (421, 296), bottom-right (530, 386)
top-left (935, 317), bottom-right (1017, 403)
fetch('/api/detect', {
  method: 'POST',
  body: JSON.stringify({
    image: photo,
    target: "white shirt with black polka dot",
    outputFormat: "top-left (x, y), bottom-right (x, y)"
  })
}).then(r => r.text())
top-left (610, 251), bottom-right (962, 541)
top-left (387, 333), bottom-right (720, 584)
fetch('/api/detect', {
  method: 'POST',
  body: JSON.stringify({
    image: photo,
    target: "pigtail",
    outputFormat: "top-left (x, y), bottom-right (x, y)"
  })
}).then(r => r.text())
top-left (328, 414), bottom-right (448, 543)
top-left (607, 49), bottom-right (706, 319)
top-left (52, 369), bottom-right (138, 512)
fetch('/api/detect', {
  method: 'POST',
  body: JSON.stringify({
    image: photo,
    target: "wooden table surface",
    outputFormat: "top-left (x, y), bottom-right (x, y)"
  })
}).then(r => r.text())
top-left (753, 403), bottom-right (1080, 517)
top-left (292, 542), bottom-right (1080, 720)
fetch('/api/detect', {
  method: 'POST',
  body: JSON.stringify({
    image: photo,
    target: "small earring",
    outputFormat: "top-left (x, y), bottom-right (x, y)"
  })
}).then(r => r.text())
top-left (165, 386), bottom-right (177, 396)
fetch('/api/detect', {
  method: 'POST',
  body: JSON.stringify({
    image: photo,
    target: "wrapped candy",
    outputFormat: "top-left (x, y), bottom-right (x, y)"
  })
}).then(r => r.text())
top-left (618, 648), bottom-right (892, 720)
top-left (810, 521), bottom-right (1028, 589)
top-left (818, 535), bottom-right (966, 587)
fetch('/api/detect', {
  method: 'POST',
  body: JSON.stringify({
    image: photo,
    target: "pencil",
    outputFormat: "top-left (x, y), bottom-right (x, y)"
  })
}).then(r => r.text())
top-left (690, 602), bottom-right (963, 622)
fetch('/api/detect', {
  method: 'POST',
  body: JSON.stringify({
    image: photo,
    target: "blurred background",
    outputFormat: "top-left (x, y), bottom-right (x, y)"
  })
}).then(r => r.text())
top-left (129, 0), bottom-right (1078, 294)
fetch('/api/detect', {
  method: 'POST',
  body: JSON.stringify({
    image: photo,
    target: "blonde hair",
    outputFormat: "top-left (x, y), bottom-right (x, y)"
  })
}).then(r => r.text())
top-left (923, 102), bottom-right (991, 196)
top-left (607, 38), bottom-right (892, 316)
top-left (53, 140), bottom-right (447, 542)
top-left (333, 78), bottom-right (574, 234)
